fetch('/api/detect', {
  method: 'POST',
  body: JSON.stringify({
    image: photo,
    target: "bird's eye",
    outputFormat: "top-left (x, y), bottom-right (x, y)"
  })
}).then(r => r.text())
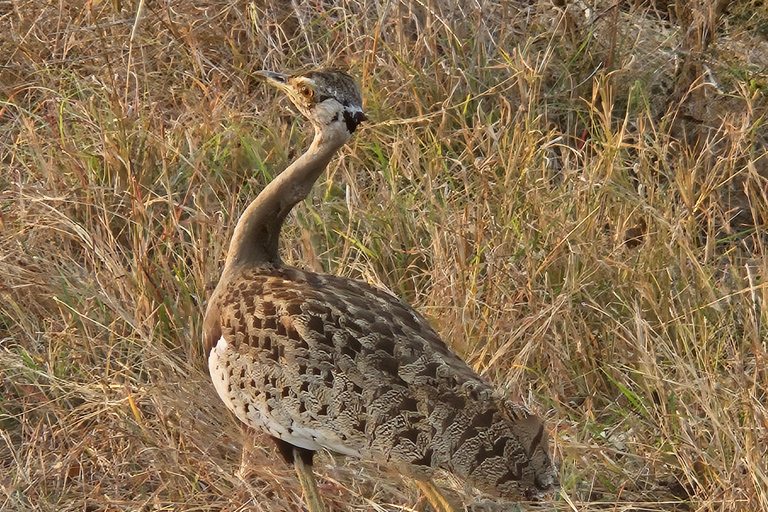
top-left (298, 85), bottom-right (313, 99)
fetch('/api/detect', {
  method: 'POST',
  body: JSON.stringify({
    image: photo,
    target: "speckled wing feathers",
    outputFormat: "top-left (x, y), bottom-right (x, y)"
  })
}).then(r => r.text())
top-left (206, 265), bottom-right (557, 500)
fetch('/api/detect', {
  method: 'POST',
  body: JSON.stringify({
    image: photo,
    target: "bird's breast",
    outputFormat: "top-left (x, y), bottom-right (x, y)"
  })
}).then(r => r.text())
top-left (208, 332), bottom-right (362, 456)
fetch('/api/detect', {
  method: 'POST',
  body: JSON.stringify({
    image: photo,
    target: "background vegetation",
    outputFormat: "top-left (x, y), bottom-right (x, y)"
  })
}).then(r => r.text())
top-left (2, 0), bottom-right (767, 510)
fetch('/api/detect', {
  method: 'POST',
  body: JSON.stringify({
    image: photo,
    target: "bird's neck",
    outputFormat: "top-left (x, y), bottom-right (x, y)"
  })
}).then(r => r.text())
top-left (223, 126), bottom-right (348, 271)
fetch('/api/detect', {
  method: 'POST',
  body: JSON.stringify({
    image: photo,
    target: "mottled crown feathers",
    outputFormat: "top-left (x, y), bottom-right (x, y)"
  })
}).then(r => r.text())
top-left (256, 68), bottom-right (366, 133)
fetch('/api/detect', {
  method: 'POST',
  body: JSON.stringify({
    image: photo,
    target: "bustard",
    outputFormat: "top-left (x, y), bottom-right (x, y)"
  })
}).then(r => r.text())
top-left (203, 69), bottom-right (558, 512)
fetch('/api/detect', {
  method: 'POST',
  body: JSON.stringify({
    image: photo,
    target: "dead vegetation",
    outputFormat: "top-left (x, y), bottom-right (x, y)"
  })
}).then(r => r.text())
top-left (1, 0), bottom-right (768, 510)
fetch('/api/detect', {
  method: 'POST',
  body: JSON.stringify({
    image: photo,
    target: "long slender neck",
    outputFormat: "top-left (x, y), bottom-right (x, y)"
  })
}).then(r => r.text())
top-left (223, 126), bottom-right (348, 271)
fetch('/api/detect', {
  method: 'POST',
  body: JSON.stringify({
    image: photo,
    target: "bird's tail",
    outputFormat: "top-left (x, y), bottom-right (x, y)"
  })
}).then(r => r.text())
top-left (444, 396), bottom-right (559, 500)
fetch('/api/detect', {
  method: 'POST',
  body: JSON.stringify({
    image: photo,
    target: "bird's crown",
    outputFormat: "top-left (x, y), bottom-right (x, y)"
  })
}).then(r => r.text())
top-left (257, 68), bottom-right (366, 133)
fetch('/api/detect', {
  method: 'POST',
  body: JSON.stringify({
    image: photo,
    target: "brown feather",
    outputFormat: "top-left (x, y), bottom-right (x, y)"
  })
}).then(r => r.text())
top-left (203, 69), bottom-right (558, 505)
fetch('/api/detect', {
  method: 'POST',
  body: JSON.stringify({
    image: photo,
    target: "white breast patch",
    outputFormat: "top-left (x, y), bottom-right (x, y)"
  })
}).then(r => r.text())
top-left (208, 335), bottom-right (362, 457)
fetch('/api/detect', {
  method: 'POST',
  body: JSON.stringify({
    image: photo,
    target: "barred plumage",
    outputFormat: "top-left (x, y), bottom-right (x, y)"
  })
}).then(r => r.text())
top-left (203, 69), bottom-right (558, 512)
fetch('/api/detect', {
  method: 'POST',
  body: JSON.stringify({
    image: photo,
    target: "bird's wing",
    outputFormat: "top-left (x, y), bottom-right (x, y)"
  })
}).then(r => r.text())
top-left (206, 265), bottom-right (556, 497)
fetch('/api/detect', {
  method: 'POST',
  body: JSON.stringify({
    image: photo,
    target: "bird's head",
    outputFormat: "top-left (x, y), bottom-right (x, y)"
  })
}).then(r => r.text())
top-left (256, 69), bottom-right (366, 139)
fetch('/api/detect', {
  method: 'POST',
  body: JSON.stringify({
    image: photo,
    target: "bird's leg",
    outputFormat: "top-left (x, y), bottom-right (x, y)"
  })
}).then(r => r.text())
top-left (236, 425), bottom-right (258, 480)
top-left (293, 447), bottom-right (328, 512)
top-left (416, 480), bottom-right (462, 512)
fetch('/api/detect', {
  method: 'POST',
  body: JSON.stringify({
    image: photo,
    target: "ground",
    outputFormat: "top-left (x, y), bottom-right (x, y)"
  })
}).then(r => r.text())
top-left (1, 1), bottom-right (767, 511)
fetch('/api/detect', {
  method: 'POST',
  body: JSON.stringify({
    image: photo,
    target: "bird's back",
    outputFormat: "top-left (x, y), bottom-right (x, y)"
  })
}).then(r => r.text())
top-left (205, 264), bottom-right (558, 500)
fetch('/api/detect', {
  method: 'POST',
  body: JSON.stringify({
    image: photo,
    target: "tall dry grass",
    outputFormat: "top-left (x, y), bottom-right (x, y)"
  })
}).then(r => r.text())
top-left (2, 0), bottom-right (768, 511)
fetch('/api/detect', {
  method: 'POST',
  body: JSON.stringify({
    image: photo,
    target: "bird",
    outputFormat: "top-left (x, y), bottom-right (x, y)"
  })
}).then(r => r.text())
top-left (203, 68), bottom-right (558, 512)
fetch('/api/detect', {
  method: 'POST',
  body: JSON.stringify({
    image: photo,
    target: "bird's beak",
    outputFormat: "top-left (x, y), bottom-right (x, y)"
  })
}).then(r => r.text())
top-left (255, 70), bottom-right (290, 92)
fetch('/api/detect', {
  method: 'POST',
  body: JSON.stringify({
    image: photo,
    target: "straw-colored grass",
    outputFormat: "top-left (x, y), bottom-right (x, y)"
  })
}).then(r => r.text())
top-left (2, 1), bottom-right (767, 510)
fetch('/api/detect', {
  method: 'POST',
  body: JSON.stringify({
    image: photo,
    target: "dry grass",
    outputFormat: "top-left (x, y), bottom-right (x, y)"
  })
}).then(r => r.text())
top-left (2, 0), bottom-right (768, 511)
